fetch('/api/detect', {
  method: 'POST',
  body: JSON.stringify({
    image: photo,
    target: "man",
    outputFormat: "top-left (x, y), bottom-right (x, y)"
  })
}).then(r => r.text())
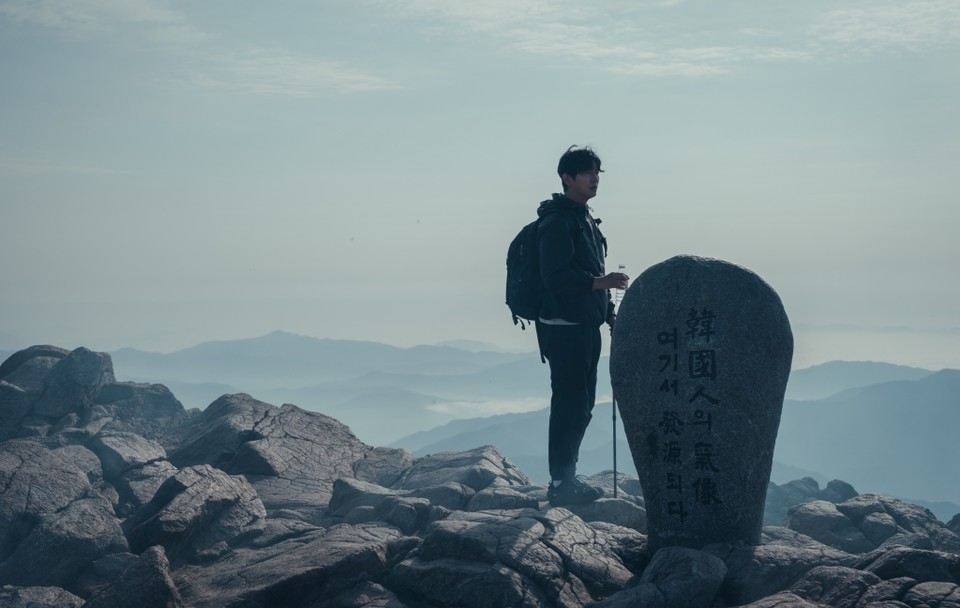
top-left (537, 146), bottom-right (629, 507)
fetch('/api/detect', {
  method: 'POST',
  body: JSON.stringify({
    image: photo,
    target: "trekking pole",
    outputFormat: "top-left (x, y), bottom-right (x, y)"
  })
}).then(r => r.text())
top-left (612, 264), bottom-right (626, 499)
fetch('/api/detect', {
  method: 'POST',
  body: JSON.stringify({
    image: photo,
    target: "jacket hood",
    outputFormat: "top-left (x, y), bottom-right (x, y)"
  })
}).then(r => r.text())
top-left (537, 193), bottom-right (589, 218)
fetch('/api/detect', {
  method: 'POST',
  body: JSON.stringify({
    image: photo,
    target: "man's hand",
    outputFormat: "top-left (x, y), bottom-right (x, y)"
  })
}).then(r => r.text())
top-left (593, 272), bottom-right (629, 291)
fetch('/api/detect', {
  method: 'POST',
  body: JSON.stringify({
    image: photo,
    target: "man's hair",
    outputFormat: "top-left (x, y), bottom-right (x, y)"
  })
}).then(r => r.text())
top-left (558, 146), bottom-right (602, 191)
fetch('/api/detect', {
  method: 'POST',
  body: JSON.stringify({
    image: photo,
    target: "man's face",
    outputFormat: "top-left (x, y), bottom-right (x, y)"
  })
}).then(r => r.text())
top-left (563, 167), bottom-right (600, 204)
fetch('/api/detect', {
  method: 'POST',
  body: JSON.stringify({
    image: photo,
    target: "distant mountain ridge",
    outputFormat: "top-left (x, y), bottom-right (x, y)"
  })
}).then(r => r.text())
top-left (391, 369), bottom-right (960, 517)
top-left (113, 331), bottom-right (531, 386)
top-left (785, 360), bottom-right (931, 400)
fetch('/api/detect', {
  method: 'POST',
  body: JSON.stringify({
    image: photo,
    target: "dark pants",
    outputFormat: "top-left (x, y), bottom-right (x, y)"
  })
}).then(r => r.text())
top-left (537, 322), bottom-right (602, 481)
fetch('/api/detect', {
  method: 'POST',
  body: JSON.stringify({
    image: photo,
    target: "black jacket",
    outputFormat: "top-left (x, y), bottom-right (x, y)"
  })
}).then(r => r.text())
top-left (537, 194), bottom-right (614, 326)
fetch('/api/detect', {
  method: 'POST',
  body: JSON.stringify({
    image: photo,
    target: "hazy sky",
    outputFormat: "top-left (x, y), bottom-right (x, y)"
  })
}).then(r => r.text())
top-left (2, 0), bottom-right (958, 370)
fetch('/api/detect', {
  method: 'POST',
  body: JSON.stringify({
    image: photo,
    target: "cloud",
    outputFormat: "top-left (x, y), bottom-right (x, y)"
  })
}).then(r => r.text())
top-left (1, 0), bottom-right (396, 97)
top-left (370, 0), bottom-right (958, 78)
top-left (0, 0), bottom-right (183, 31)
top-left (425, 397), bottom-right (548, 416)
top-left (378, 0), bottom-right (559, 32)
top-left (180, 50), bottom-right (399, 97)
top-left (814, 0), bottom-right (960, 52)
top-left (209, 49), bottom-right (398, 96)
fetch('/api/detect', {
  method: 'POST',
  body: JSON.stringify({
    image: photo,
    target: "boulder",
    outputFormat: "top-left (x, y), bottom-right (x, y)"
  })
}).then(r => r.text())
top-left (610, 255), bottom-right (793, 550)
top-left (762, 526), bottom-right (839, 549)
top-left (788, 565), bottom-right (880, 608)
top-left (716, 543), bottom-right (854, 605)
top-left (736, 592), bottom-right (821, 607)
top-left (2, 496), bottom-right (129, 589)
top-left (169, 394), bottom-right (412, 513)
top-left (51, 443), bottom-right (105, 484)
top-left (765, 477), bottom-right (859, 526)
top-left (124, 464), bottom-right (266, 563)
top-left (395, 445), bottom-right (530, 492)
top-left (0, 439), bottom-right (128, 589)
top-left (861, 511), bottom-right (900, 546)
top-left (539, 508), bottom-right (637, 597)
top-left (114, 460), bottom-right (179, 515)
top-left (564, 497), bottom-right (647, 533)
top-left (325, 477), bottom-right (521, 534)
top-left (327, 477), bottom-right (401, 518)
top-left (373, 495), bottom-right (431, 535)
top-left (74, 552), bottom-right (140, 597)
top-left (0, 381), bottom-right (31, 432)
top-left (388, 557), bottom-right (557, 608)
top-left (89, 383), bottom-right (189, 446)
top-left (638, 546), bottom-right (726, 608)
top-left (173, 524), bottom-right (404, 608)
top-left (586, 583), bottom-right (665, 608)
top-left (312, 581), bottom-right (408, 608)
top-left (948, 514), bottom-right (960, 536)
top-left (0, 585), bottom-right (85, 608)
top-left (785, 500), bottom-right (875, 553)
top-left (391, 507), bottom-right (637, 607)
top-left (31, 347), bottom-right (115, 420)
top-left (0, 345), bottom-right (70, 391)
top-left (587, 521), bottom-right (650, 571)
top-left (855, 577), bottom-right (919, 606)
top-left (856, 546), bottom-right (960, 584)
top-left (87, 431), bottom-right (167, 479)
top-left (901, 581), bottom-right (960, 607)
top-left (822, 480), bottom-right (859, 503)
top-left (84, 545), bottom-right (183, 608)
top-left (838, 495), bottom-right (960, 553)
top-left (406, 481), bottom-right (476, 511)
top-left (467, 486), bottom-right (539, 512)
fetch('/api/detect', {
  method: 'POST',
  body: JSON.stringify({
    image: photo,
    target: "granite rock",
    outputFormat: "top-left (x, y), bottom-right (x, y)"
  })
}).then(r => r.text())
top-left (0, 585), bottom-right (85, 608)
top-left (901, 581), bottom-right (960, 607)
top-left (611, 255), bottom-right (793, 550)
top-left (169, 394), bottom-right (412, 514)
top-left (564, 497), bottom-right (647, 533)
top-left (786, 500), bottom-right (875, 554)
top-left (84, 545), bottom-right (184, 608)
top-left (0, 439), bottom-right (128, 589)
top-left (173, 524), bottom-right (405, 608)
top-left (716, 543), bottom-right (854, 605)
top-left (124, 464), bottom-right (267, 563)
top-left (638, 546), bottom-right (726, 608)
top-left (765, 477), bottom-right (859, 526)
top-left (31, 347), bottom-right (115, 420)
top-left (394, 444), bottom-right (530, 492)
top-left (87, 431), bottom-right (167, 479)
top-left (856, 546), bottom-right (960, 585)
top-left (788, 565), bottom-right (881, 608)
top-left (89, 383), bottom-right (190, 447)
top-left (0, 345), bottom-right (70, 392)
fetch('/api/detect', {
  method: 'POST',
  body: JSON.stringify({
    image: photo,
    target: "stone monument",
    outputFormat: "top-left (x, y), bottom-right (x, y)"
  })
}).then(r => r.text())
top-left (610, 255), bottom-right (793, 551)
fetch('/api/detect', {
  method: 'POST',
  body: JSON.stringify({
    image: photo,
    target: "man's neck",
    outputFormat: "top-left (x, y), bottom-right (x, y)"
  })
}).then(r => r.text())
top-left (562, 192), bottom-right (591, 205)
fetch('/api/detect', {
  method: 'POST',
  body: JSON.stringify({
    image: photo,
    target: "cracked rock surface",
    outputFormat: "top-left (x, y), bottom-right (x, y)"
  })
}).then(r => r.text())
top-left (1, 345), bottom-right (959, 607)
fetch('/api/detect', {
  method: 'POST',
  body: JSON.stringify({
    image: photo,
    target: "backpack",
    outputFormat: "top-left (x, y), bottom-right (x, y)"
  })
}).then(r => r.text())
top-left (505, 218), bottom-right (542, 330)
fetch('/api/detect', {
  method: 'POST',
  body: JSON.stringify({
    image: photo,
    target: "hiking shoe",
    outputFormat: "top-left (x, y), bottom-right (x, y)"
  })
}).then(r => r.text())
top-left (547, 476), bottom-right (604, 507)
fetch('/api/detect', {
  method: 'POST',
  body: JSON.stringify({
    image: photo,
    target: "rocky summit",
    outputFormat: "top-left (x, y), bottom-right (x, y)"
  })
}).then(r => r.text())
top-left (1, 345), bottom-right (959, 608)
